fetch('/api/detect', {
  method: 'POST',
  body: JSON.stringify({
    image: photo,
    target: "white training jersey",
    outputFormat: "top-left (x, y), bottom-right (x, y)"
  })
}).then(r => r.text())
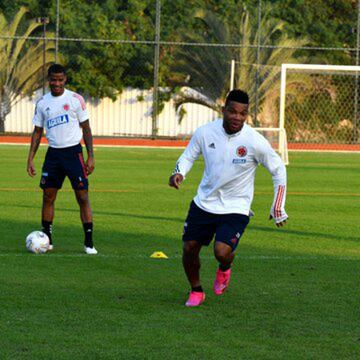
top-left (32, 89), bottom-right (89, 148)
top-left (173, 119), bottom-right (288, 223)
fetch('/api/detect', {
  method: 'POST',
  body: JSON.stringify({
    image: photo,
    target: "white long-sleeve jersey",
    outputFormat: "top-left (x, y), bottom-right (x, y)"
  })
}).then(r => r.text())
top-left (173, 119), bottom-right (288, 223)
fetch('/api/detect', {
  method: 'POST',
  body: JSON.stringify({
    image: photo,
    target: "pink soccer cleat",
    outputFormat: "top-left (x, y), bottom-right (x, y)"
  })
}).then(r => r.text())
top-left (185, 291), bottom-right (206, 307)
top-left (213, 268), bottom-right (231, 295)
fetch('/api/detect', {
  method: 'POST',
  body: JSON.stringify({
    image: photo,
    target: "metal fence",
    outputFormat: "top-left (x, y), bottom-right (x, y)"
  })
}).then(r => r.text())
top-left (0, 0), bottom-right (359, 143)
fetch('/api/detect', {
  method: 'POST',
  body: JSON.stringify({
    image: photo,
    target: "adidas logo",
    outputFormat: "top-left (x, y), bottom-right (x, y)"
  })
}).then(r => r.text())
top-left (208, 143), bottom-right (216, 149)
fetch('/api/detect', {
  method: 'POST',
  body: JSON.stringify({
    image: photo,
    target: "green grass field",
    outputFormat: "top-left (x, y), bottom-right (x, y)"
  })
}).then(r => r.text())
top-left (0, 145), bottom-right (359, 359)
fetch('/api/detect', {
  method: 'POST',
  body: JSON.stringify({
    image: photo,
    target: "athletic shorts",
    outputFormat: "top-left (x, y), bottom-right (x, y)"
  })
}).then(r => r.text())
top-left (182, 201), bottom-right (249, 251)
top-left (40, 144), bottom-right (88, 190)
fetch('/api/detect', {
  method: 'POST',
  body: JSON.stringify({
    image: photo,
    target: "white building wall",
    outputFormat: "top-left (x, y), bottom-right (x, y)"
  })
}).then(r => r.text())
top-left (5, 88), bottom-right (218, 137)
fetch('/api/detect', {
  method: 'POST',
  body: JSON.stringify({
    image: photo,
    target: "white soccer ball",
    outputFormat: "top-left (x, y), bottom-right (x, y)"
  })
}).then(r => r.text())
top-left (25, 231), bottom-right (50, 254)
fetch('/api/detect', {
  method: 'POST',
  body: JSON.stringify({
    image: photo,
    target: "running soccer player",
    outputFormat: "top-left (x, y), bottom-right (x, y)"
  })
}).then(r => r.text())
top-left (169, 89), bottom-right (288, 306)
top-left (27, 64), bottom-right (97, 255)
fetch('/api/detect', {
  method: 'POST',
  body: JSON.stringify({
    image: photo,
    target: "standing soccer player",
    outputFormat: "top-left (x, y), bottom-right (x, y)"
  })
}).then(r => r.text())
top-left (27, 64), bottom-right (97, 255)
top-left (169, 89), bottom-right (288, 306)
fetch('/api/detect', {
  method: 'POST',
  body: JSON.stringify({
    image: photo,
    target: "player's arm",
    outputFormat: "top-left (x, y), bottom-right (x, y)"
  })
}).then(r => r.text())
top-left (257, 140), bottom-right (288, 227)
top-left (80, 120), bottom-right (95, 175)
top-left (73, 93), bottom-right (94, 175)
top-left (27, 126), bottom-right (43, 177)
top-left (169, 173), bottom-right (184, 190)
top-left (169, 128), bottom-right (202, 190)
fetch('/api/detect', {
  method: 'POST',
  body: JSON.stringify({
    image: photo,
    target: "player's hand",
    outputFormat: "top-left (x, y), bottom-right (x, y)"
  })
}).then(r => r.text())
top-left (169, 173), bottom-right (183, 190)
top-left (269, 215), bottom-right (287, 228)
top-left (27, 159), bottom-right (36, 177)
top-left (86, 156), bottom-right (95, 175)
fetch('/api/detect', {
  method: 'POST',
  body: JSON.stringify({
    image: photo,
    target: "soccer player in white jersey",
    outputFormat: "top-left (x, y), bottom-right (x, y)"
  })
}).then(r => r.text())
top-left (169, 89), bottom-right (288, 306)
top-left (27, 64), bottom-right (97, 255)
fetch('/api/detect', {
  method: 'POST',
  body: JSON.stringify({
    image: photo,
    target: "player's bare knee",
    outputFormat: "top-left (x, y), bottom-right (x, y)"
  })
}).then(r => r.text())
top-left (43, 190), bottom-right (57, 205)
top-left (75, 190), bottom-right (89, 205)
top-left (214, 244), bottom-right (232, 263)
top-left (183, 241), bottom-right (200, 256)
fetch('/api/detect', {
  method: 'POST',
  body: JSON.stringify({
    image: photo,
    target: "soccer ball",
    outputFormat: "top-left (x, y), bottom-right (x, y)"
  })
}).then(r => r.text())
top-left (25, 231), bottom-right (50, 254)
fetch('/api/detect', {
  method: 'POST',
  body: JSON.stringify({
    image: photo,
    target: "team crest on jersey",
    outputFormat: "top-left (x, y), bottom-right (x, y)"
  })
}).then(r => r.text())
top-left (236, 146), bottom-right (247, 157)
top-left (63, 104), bottom-right (70, 111)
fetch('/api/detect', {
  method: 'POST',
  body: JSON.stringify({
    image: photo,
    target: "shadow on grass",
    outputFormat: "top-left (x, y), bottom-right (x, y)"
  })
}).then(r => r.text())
top-left (249, 225), bottom-right (360, 243)
top-left (0, 217), bottom-right (358, 259)
top-left (4, 203), bottom-right (185, 223)
top-left (5, 203), bottom-right (360, 243)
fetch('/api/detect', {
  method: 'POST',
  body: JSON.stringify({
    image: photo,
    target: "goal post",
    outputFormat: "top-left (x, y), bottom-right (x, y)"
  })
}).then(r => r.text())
top-left (253, 127), bottom-right (289, 165)
top-left (279, 63), bottom-right (360, 151)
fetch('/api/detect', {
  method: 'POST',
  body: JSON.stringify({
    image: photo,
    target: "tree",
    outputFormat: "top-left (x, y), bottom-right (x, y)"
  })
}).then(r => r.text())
top-left (51, 0), bottom-right (156, 99)
top-left (171, 3), bottom-right (309, 127)
top-left (269, 0), bottom-right (357, 65)
top-left (0, 6), bottom-right (55, 131)
top-left (55, 0), bottom-right (206, 98)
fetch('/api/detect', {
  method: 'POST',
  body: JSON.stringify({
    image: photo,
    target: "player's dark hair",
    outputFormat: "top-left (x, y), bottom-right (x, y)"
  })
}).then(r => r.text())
top-left (225, 89), bottom-right (249, 106)
top-left (48, 64), bottom-right (66, 77)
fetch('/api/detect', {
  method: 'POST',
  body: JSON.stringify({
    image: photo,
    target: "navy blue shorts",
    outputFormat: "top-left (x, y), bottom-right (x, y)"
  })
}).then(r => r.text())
top-left (40, 144), bottom-right (88, 190)
top-left (182, 201), bottom-right (249, 251)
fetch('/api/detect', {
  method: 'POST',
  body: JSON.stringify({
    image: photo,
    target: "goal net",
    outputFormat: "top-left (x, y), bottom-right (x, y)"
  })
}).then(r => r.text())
top-left (280, 64), bottom-right (360, 151)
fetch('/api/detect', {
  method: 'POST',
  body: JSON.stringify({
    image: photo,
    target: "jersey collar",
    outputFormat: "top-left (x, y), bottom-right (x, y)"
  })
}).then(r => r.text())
top-left (221, 120), bottom-right (246, 138)
top-left (50, 88), bottom-right (68, 99)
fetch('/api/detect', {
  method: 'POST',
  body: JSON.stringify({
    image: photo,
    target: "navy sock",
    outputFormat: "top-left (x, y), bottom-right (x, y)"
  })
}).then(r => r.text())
top-left (219, 263), bottom-right (231, 271)
top-left (191, 286), bottom-right (203, 293)
top-left (41, 220), bottom-right (53, 244)
top-left (83, 222), bottom-right (93, 248)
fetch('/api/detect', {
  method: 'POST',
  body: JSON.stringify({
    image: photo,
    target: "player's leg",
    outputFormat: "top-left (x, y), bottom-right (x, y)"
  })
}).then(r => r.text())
top-left (41, 188), bottom-right (59, 247)
top-left (39, 147), bottom-right (65, 249)
top-left (213, 213), bottom-right (249, 295)
top-left (74, 189), bottom-right (92, 223)
top-left (182, 240), bottom-right (202, 289)
top-left (213, 242), bottom-right (234, 295)
top-left (182, 240), bottom-right (206, 307)
top-left (74, 189), bottom-right (96, 254)
top-left (182, 201), bottom-right (216, 306)
top-left (214, 241), bottom-right (234, 268)
top-left (65, 144), bottom-right (97, 254)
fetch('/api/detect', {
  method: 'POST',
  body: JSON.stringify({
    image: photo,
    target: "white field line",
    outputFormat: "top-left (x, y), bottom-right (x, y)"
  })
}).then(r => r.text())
top-left (0, 142), bottom-right (186, 149)
top-left (1, 188), bottom-right (360, 196)
top-left (1, 142), bottom-right (360, 153)
top-left (288, 149), bottom-right (360, 154)
top-left (0, 253), bottom-right (357, 261)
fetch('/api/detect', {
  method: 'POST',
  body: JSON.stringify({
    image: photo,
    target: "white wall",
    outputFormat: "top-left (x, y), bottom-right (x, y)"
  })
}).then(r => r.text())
top-left (5, 88), bottom-right (219, 137)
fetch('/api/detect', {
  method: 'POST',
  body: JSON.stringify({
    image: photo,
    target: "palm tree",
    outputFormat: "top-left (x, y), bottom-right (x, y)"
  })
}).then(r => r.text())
top-left (0, 7), bottom-right (56, 132)
top-left (171, 9), bottom-right (232, 114)
top-left (172, 4), bottom-right (308, 126)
